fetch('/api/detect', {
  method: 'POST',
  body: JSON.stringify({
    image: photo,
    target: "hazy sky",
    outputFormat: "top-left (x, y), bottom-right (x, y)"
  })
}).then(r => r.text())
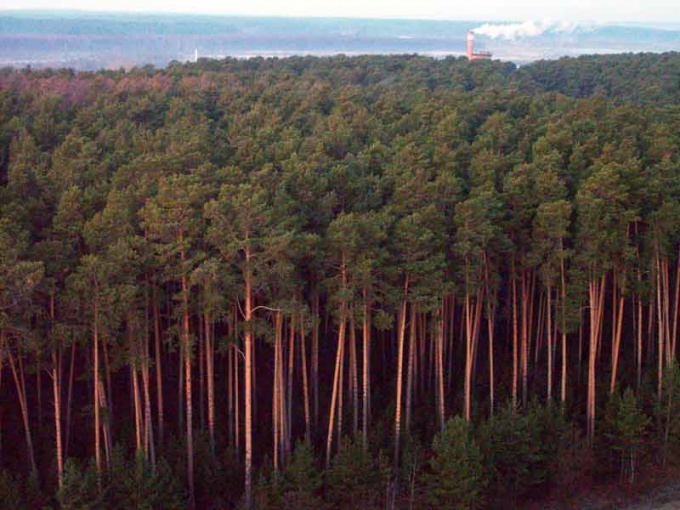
top-left (1, 0), bottom-right (677, 24)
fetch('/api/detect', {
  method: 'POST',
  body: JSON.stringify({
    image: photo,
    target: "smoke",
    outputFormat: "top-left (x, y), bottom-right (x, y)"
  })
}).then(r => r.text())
top-left (472, 20), bottom-right (583, 40)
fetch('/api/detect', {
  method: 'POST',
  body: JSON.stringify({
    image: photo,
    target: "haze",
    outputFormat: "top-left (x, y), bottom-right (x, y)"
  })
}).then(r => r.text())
top-left (3, 0), bottom-right (679, 25)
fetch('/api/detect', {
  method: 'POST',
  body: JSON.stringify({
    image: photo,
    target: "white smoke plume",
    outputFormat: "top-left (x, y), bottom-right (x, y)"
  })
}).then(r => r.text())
top-left (472, 20), bottom-right (583, 40)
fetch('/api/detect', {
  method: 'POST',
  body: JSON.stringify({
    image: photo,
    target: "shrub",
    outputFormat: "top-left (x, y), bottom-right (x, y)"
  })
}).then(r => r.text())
top-left (0, 469), bottom-right (24, 510)
top-left (421, 416), bottom-right (486, 509)
top-left (324, 436), bottom-right (387, 509)
top-left (480, 402), bottom-right (569, 504)
top-left (605, 387), bottom-right (650, 483)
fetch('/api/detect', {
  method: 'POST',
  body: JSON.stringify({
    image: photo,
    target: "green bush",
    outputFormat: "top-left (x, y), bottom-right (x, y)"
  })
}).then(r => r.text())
top-left (255, 440), bottom-right (323, 510)
top-left (421, 416), bottom-right (486, 510)
top-left (605, 387), bottom-right (650, 483)
top-left (58, 447), bottom-right (184, 510)
top-left (653, 362), bottom-right (680, 465)
top-left (480, 402), bottom-right (568, 503)
top-left (0, 469), bottom-right (25, 510)
top-left (324, 436), bottom-right (388, 509)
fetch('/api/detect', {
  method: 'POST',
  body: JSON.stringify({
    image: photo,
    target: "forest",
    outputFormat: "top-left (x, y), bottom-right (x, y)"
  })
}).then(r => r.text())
top-left (0, 52), bottom-right (679, 509)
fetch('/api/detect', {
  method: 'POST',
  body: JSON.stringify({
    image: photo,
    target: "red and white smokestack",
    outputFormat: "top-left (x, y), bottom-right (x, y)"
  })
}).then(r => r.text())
top-left (466, 30), bottom-right (475, 60)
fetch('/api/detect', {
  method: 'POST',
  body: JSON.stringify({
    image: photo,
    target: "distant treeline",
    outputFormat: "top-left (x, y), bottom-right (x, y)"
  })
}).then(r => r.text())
top-left (0, 53), bottom-right (679, 509)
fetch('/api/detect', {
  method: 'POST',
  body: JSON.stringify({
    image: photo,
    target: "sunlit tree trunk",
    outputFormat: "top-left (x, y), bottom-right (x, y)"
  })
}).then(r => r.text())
top-left (325, 308), bottom-right (346, 468)
top-left (300, 312), bottom-right (311, 443)
top-left (64, 340), bottom-right (76, 458)
top-left (560, 249), bottom-right (568, 406)
top-left (587, 273), bottom-right (606, 443)
top-left (179, 229), bottom-right (195, 508)
top-left (436, 300), bottom-right (445, 431)
top-left (610, 274), bottom-right (625, 395)
top-left (512, 264), bottom-right (519, 411)
top-left (393, 277), bottom-right (408, 467)
top-left (405, 302), bottom-right (417, 431)
top-left (349, 312), bottom-right (359, 436)
top-left (273, 311), bottom-right (283, 472)
top-left (244, 241), bottom-right (254, 510)
top-left (361, 291), bottom-right (371, 449)
top-left (49, 295), bottom-right (64, 489)
top-left (152, 285), bottom-right (164, 449)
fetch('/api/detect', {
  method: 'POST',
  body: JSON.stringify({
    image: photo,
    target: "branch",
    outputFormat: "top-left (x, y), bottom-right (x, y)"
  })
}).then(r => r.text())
top-left (251, 305), bottom-right (282, 314)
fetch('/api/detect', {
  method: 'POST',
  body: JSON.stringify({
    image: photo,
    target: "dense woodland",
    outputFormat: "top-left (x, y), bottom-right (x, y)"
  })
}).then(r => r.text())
top-left (0, 52), bottom-right (680, 509)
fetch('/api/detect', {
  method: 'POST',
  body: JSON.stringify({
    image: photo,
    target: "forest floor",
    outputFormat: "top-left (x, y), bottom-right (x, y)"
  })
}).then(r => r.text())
top-left (525, 464), bottom-right (680, 509)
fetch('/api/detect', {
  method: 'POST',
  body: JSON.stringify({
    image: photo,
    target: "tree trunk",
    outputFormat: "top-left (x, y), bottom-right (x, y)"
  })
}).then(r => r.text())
top-left (300, 312), bottom-right (311, 443)
top-left (325, 309), bottom-right (346, 468)
top-left (153, 285), bottom-right (164, 448)
top-left (547, 285), bottom-right (553, 403)
top-left (512, 265), bottom-right (519, 411)
top-left (587, 273), bottom-right (606, 443)
top-left (405, 302), bottom-right (416, 432)
top-left (180, 235), bottom-right (195, 508)
top-left (244, 242), bottom-right (254, 510)
top-left (436, 300), bottom-right (445, 431)
top-left (393, 276), bottom-right (409, 467)
top-left (610, 277), bottom-right (625, 395)
top-left (560, 249), bottom-right (568, 406)
top-left (3, 333), bottom-right (38, 481)
top-left (349, 312), bottom-right (359, 437)
top-left (93, 296), bottom-right (102, 481)
top-left (362, 292), bottom-right (371, 449)
top-left (312, 287), bottom-right (320, 434)
top-left (273, 311), bottom-right (283, 472)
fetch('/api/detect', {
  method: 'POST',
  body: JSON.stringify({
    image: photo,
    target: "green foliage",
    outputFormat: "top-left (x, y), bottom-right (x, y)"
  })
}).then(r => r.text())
top-left (58, 449), bottom-right (184, 510)
top-left (605, 388), bottom-right (651, 482)
top-left (422, 416), bottom-right (486, 509)
top-left (283, 440), bottom-right (322, 496)
top-left (0, 469), bottom-right (24, 510)
top-left (480, 403), bottom-right (568, 502)
top-left (324, 437), bottom-right (388, 509)
top-left (0, 52), bottom-right (679, 509)
top-left (654, 362), bottom-right (680, 463)
top-left (255, 440), bottom-right (323, 510)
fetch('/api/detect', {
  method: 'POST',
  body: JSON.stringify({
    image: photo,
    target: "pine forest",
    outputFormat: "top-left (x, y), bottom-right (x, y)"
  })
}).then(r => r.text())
top-left (0, 53), bottom-right (679, 508)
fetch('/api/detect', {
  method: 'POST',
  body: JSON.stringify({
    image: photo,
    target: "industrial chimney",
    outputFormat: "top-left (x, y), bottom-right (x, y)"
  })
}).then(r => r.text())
top-left (466, 30), bottom-right (475, 60)
top-left (466, 30), bottom-right (492, 61)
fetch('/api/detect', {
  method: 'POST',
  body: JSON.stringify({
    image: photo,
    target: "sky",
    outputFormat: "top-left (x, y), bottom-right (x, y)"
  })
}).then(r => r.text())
top-left (0, 0), bottom-right (677, 25)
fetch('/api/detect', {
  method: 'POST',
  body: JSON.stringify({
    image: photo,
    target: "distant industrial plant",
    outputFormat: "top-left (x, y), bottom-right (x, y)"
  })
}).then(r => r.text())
top-left (467, 30), bottom-right (493, 60)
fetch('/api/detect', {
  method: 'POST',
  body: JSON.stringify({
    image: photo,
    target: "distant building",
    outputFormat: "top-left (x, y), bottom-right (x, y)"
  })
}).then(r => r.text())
top-left (466, 31), bottom-right (492, 61)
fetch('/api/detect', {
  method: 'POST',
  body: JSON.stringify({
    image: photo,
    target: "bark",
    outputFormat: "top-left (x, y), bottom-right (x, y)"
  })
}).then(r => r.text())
top-left (560, 249), bottom-right (568, 406)
top-left (244, 242), bottom-right (254, 510)
top-left (273, 311), bottom-right (283, 472)
top-left (285, 314), bottom-right (295, 456)
top-left (312, 288), bottom-right (320, 433)
top-left (325, 309), bottom-right (346, 468)
top-left (405, 302), bottom-right (416, 432)
top-left (52, 345), bottom-right (64, 489)
top-left (300, 312), bottom-right (311, 443)
top-left (206, 312), bottom-right (215, 456)
top-left (436, 301), bottom-right (445, 431)
top-left (547, 286), bottom-right (553, 403)
top-left (610, 276), bottom-right (625, 395)
top-left (512, 265), bottom-right (519, 411)
top-left (50, 295), bottom-right (64, 489)
top-left (3, 332), bottom-right (38, 480)
top-left (180, 232), bottom-right (195, 508)
top-left (94, 296), bottom-right (102, 480)
top-left (362, 292), bottom-right (371, 449)
top-left (152, 285), bottom-right (164, 449)
top-left (65, 341), bottom-right (76, 457)
top-left (587, 273), bottom-right (606, 443)
top-left (349, 312), bottom-right (359, 436)
top-left (393, 276), bottom-right (409, 467)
